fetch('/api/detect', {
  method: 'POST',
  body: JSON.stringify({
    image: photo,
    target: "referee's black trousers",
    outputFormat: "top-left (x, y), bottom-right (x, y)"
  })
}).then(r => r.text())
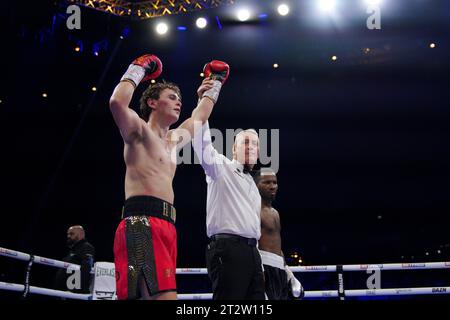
top-left (206, 234), bottom-right (265, 300)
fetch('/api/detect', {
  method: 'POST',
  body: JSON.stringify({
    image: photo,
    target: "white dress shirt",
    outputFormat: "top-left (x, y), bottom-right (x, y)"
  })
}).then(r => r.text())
top-left (192, 121), bottom-right (262, 239)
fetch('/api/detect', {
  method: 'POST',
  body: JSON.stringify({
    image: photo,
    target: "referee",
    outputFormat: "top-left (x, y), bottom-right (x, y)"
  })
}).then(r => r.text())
top-left (192, 121), bottom-right (265, 300)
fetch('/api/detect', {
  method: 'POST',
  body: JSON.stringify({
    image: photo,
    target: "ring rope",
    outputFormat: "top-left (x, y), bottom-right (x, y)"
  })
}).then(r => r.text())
top-left (0, 281), bottom-right (91, 300)
top-left (0, 247), bottom-right (80, 271)
top-left (1, 247), bottom-right (449, 300)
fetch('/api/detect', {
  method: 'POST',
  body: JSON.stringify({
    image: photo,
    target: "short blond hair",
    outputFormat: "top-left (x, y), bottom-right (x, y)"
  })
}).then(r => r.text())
top-left (235, 129), bottom-right (259, 141)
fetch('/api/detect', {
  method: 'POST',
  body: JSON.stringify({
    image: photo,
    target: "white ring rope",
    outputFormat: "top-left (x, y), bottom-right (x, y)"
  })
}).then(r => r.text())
top-left (2, 247), bottom-right (449, 274)
top-left (0, 281), bottom-right (91, 300)
top-left (1, 247), bottom-right (449, 300)
top-left (175, 262), bottom-right (450, 275)
top-left (0, 247), bottom-right (80, 271)
top-left (289, 262), bottom-right (450, 273)
top-left (177, 287), bottom-right (450, 300)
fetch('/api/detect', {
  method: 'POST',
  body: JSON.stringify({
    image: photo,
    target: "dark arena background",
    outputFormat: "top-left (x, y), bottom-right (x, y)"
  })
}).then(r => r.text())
top-left (0, 0), bottom-right (449, 302)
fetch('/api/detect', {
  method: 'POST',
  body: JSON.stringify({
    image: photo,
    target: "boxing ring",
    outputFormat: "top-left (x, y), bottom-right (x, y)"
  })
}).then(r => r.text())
top-left (1, 246), bottom-right (449, 300)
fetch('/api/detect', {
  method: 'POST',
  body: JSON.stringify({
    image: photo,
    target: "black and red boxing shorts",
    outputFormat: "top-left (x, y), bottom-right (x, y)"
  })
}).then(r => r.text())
top-left (113, 195), bottom-right (177, 300)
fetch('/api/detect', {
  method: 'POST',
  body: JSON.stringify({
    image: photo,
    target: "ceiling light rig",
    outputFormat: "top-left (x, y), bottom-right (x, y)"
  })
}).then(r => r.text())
top-left (68, 0), bottom-right (235, 20)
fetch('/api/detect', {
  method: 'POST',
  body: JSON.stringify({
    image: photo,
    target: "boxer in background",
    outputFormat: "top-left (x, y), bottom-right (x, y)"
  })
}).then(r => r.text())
top-left (253, 168), bottom-right (304, 300)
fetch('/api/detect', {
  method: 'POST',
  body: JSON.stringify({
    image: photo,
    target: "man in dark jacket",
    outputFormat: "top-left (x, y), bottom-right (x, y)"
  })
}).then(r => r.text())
top-left (54, 225), bottom-right (95, 293)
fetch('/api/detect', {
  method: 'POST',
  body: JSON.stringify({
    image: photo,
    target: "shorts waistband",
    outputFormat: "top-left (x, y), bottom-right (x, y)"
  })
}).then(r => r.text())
top-left (209, 233), bottom-right (257, 247)
top-left (259, 250), bottom-right (285, 270)
top-left (122, 195), bottom-right (176, 224)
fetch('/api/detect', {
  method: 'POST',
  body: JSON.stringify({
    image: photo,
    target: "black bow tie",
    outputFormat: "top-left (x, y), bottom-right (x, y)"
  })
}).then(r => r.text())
top-left (243, 165), bottom-right (252, 174)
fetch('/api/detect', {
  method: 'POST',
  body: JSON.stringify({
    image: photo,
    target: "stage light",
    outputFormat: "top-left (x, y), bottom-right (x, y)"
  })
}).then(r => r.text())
top-left (277, 4), bottom-right (290, 16)
top-left (365, 0), bottom-right (382, 5)
top-left (156, 22), bottom-right (168, 35)
top-left (331, 55), bottom-right (338, 61)
top-left (73, 40), bottom-right (83, 53)
top-left (318, 0), bottom-right (337, 13)
top-left (42, 93), bottom-right (48, 98)
top-left (215, 16), bottom-right (223, 30)
top-left (93, 40), bottom-right (108, 57)
top-left (200, 72), bottom-right (205, 77)
top-left (151, 79), bottom-right (156, 84)
top-left (429, 43), bottom-right (436, 49)
top-left (273, 63), bottom-right (279, 69)
top-left (237, 9), bottom-right (250, 21)
top-left (177, 26), bottom-right (187, 31)
top-left (92, 87), bottom-right (97, 92)
top-left (196, 17), bottom-right (207, 29)
top-left (121, 27), bottom-right (130, 39)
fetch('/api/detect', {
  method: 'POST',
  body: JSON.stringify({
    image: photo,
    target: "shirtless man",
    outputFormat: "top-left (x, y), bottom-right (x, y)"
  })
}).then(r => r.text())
top-left (253, 169), bottom-right (304, 300)
top-left (109, 54), bottom-right (229, 300)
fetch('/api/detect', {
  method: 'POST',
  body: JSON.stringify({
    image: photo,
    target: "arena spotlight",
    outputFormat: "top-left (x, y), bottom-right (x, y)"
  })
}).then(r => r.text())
top-left (156, 22), bottom-right (169, 35)
top-left (237, 9), bottom-right (251, 21)
top-left (365, 0), bottom-right (382, 5)
top-left (318, 0), bottom-right (337, 13)
top-left (196, 17), bottom-right (208, 29)
top-left (277, 4), bottom-right (290, 16)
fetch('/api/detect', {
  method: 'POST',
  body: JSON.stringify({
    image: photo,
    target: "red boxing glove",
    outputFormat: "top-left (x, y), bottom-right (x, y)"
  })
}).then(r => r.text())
top-left (203, 60), bottom-right (229, 85)
top-left (121, 54), bottom-right (163, 87)
top-left (132, 54), bottom-right (163, 81)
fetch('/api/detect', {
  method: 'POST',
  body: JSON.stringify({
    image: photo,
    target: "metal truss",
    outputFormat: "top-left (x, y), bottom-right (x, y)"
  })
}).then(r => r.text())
top-left (65, 0), bottom-right (235, 20)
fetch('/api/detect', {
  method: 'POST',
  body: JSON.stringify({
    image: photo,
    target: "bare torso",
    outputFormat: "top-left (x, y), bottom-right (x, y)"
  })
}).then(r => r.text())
top-left (259, 206), bottom-right (282, 256)
top-left (124, 124), bottom-right (177, 204)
